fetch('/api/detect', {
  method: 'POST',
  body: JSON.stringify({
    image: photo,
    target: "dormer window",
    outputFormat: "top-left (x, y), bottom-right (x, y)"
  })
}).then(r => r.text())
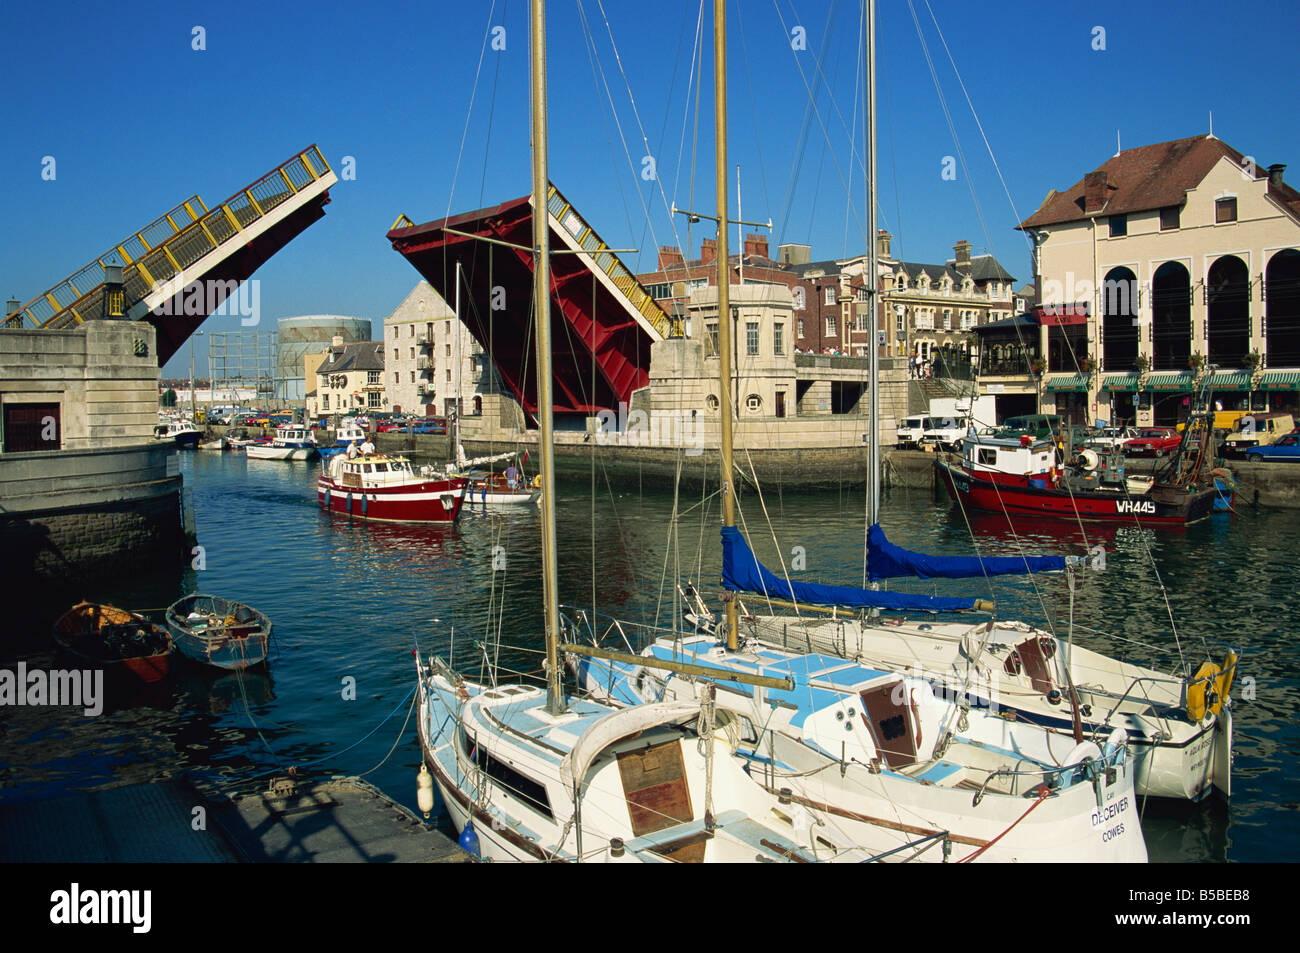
top-left (1215, 197), bottom-right (1238, 223)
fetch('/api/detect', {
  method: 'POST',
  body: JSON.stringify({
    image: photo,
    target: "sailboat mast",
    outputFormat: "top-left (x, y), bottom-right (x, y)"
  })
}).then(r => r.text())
top-left (713, 0), bottom-right (739, 651)
top-left (453, 260), bottom-right (461, 459)
top-left (531, 0), bottom-right (564, 714)
top-left (866, 0), bottom-right (880, 529)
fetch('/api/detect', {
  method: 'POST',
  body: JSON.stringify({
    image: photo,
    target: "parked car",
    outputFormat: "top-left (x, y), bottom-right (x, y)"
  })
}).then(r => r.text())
top-left (896, 415), bottom-right (967, 451)
top-left (1222, 412), bottom-right (1297, 457)
top-left (1084, 427), bottom-right (1139, 451)
top-left (997, 414), bottom-right (1064, 442)
top-left (1242, 432), bottom-right (1300, 462)
top-left (411, 417), bottom-right (448, 435)
top-left (1123, 427), bottom-right (1182, 457)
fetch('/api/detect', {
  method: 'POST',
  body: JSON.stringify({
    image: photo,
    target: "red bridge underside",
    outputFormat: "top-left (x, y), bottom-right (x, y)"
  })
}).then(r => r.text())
top-left (150, 194), bottom-right (332, 365)
top-left (387, 193), bottom-right (654, 417)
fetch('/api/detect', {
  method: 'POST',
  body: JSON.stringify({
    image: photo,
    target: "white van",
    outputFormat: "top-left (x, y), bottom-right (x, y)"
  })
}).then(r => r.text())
top-left (897, 415), bottom-right (968, 451)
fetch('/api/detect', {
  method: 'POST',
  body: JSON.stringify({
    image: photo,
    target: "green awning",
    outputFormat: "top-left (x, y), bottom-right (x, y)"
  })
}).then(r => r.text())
top-left (1260, 371), bottom-right (1300, 392)
top-left (1101, 374), bottom-right (1140, 392)
top-left (1209, 372), bottom-right (1253, 390)
top-left (1143, 373), bottom-right (1196, 392)
top-left (1045, 374), bottom-right (1088, 392)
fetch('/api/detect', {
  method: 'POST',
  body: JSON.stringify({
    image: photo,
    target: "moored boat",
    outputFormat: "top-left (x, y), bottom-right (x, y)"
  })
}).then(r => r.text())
top-left (154, 418), bottom-right (200, 449)
top-left (165, 595), bottom-right (271, 670)
top-left (52, 601), bottom-right (175, 684)
top-left (245, 425), bottom-right (318, 461)
top-left (318, 452), bottom-right (466, 523)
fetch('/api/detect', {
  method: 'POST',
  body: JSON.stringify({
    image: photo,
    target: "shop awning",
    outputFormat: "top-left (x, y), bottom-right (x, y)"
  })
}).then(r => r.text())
top-left (1143, 373), bottom-right (1196, 392)
top-left (1045, 374), bottom-right (1089, 392)
top-left (1209, 372), bottom-right (1253, 390)
top-left (1259, 371), bottom-right (1300, 391)
top-left (1101, 374), bottom-right (1140, 392)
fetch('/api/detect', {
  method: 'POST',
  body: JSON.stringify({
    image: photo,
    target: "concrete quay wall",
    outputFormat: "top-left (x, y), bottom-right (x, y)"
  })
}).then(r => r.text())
top-left (0, 442), bottom-right (186, 584)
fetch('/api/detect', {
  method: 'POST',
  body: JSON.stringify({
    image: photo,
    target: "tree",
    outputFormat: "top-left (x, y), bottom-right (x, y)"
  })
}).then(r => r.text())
top-left (161, 388), bottom-right (177, 408)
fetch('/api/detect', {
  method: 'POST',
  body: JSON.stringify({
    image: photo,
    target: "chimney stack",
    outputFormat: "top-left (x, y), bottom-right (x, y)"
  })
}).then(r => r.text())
top-left (1083, 170), bottom-right (1110, 214)
top-left (1268, 163), bottom-right (1287, 185)
top-left (953, 240), bottom-right (972, 274)
top-left (701, 238), bottom-right (717, 265)
top-left (657, 245), bottom-right (685, 271)
top-left (743, 233), bottom-right (769, 259)
top-left (876, 230), bottom-right (892, 259)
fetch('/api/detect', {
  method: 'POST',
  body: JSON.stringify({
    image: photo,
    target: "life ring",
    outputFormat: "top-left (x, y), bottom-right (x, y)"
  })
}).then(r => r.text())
top-left (1101, 727), bottom-right (1127, 763)
top-left (1215, 650), bottom-right (1238, 708)
top-left (1186, 661), bottom-right (1222, 722)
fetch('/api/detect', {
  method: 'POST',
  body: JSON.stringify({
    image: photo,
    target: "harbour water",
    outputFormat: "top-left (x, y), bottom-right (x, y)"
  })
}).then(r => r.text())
top-left (2, 450), bottom-right (1296, 862)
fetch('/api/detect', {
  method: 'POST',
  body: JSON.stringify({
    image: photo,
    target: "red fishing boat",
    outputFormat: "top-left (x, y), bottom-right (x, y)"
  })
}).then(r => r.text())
top-left (936, 420), bottom-right (1232, 527)
top-left (317, 452), bottom-right (466, 523)
top-left (52, 602), bottom-right (174, 684)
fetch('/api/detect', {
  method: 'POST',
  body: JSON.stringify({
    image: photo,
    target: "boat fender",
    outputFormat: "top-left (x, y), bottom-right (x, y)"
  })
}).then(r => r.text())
top-left (346, 492), bottom-right (353, 513)
top-left (1101, 727), bottom-right (1127, 765)
top-left (361, 494), bottom-right (368, 515)
top-left (1062, 740), bottom-right (1102, 783)
top-left (1215, 649), bottom-right (1238, 711)
top-left (323, 487), bottom-right (331, 509)
top-left (458, 821), bottom-right (481, 857)
top-left (1187, 661), bottom-right (1222, 722)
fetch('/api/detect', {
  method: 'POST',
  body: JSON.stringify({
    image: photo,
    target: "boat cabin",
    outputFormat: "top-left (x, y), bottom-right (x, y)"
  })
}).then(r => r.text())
top-left (273, 426), bottom-right (313, 445)
top-left (327, 453), bottom-right (418, 487)
top-left (960, 434), bottom-right (1056, 480)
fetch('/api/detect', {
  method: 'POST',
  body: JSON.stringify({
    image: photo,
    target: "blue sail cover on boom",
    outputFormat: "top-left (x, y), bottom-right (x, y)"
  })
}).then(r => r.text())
top-left (721, 526), bottom-right (979, 612)
top-left (866, 523), bottom-right (1066, 582)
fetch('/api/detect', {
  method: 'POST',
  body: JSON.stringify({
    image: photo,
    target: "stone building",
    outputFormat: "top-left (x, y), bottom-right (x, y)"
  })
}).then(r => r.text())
top-left (382, 281), bottom-right (496, 418)
top-left (311, 339), bottom-right (386, 419)
top-left (1017, 134), bottom-right (1300, 427)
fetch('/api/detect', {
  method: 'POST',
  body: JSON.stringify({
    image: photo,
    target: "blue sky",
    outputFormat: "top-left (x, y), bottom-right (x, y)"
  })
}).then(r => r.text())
top-left (1, 0), bottom-right (1297, 376)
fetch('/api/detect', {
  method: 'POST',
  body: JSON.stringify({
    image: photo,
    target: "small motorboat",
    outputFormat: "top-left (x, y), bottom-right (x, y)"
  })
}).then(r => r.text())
top-left (319, 453), bottom-right (466, 522)
top-left (198, 437), bottom-right (227, 451)
top-left (154, 418), bottom-right (200, 449)
top-left (165, 595), bottom-right (272, 670)
top-left (52, 601), bottom-right (175, 684)
top-left (245, 425), bottom-right (318, 461)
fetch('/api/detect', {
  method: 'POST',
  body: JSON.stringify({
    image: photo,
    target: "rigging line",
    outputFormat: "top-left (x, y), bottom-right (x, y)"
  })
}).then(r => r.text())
top-left (476, 0), bottom-right (509, 212)
top-left (444, 0), bottom-right (500, 226)
top-left (773, 0), bottom-right (837, 241)
top-left (740, 449), bottom-right (804, 619)
top-left (843, 0), bottom-right (865, 259)
top-left (734, 1), bottom-right (776, 242)
top-left (922, 0), bottom-right (1032, 257)
top-left (904, 0), bottom-right (992, 254)
top-left (671, 0), bottom-right (707, 228)
top-left (356, 688), bottom-right (419, 778)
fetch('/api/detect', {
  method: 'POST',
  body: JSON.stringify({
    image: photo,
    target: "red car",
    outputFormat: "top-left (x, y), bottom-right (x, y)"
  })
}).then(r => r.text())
top-left (1123, 427), bottom-right (1181, 457)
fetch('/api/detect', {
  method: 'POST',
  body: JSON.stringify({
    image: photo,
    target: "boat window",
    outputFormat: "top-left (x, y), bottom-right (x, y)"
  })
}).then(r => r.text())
top-left (978, 448), bottom-right (997, 465)
top-left (363, 464), bottom-right (373, 473)
top-left (375, 463), bottom-right (389, 472)
top-left (461, 733), bottom-right (554, 819)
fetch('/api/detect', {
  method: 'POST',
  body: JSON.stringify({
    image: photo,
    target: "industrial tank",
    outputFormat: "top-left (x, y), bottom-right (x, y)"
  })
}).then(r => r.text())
top-left (276, 315), bottom-right (372, 400)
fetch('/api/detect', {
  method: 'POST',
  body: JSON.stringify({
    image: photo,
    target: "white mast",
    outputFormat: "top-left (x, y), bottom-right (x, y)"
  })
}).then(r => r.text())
top-left (866, 0), bottom-right (880, 528)
top-left (453, 260), bottom-right (461, 458)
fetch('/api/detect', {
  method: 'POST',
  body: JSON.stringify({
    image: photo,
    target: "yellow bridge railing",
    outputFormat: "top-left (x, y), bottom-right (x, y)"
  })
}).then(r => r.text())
top-left (5, 146), bottom-right (332, 331)
top-left (546, 184), bottom-right (675, 340)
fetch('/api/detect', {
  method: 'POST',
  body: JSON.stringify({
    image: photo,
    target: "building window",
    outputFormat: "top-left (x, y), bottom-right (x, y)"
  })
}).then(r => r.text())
top-left (773, 323), bottom-right (784, 355)
top-left (410, 371), bottom-right (415, 383)
top-left (943, 309), bottom-right (952, 330)
top-left (798, 318), bottom-right (805, 339)
top-left (826, 315), bottom-right (837, 337)
top-left (446, 344), bottom-right (452, 357)
top-left (705, 321), bottom-right (719, 357)
top-left (410, 348), bottom-right (415, 360)
top-left (368, 391), bottom-right (382, 409)
top-left (857, 287), bottom-right (869, 301)
top-left (409, 325), bottom-right (414, 337)
top-left (322, 394), bottom-right (329, 410)
top-left (1215, 197), bottom-right (1238, 223)
top-left (745, 394), bottom-right (762, 413)
top-left (393, 348), bottom-right (398, 360)
top-left (1109, 214), bottom-right (1127, 237)
top-left (1160, 206), bottom-right (1181, 231)
top-left (367, 371), bottom-right (379, 384)
top-left (446, 369), bottom-right (452, 382)
top-left (896, 308), bottom-right (905, 334)
top-left (824, 285), bottom-right (836, 305)
top-left (706, 394), bottom-right (720, 411)
top-left (793, 287), bottom-right (806, 310)
top-left (394, 372), bottom-right (399, 384)
top-left (746, 321), bottom-right (760, 356)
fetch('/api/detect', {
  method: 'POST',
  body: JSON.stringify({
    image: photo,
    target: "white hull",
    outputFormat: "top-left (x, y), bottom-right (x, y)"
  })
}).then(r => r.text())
top-left (740, 613), bottom-right (1231, 802)
top-left (463, 486), bottom-right (541, 506)
top-left (246, 444), bottom-right (316, 460)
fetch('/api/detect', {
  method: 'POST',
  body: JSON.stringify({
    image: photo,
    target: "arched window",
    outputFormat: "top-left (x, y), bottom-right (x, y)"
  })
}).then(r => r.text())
top-left (1266, 249), bottom-right (1300, 368)
top-left (1151, 261), bottom-right (1192, 371)
top-left (1207, 256), bottom-right (1250, 366)
top-left (1102, 266), bottom-right (1139, 372)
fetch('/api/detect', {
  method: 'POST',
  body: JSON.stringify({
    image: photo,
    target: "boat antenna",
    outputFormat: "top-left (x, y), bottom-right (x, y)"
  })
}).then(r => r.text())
top-left (531, 0), bottom-right (565, 715)
top-left (713, 0), bottom-right (739, 652)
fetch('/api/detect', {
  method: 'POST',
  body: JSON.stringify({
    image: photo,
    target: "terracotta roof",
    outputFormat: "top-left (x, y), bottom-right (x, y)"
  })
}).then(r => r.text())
top-left (1018, 135), bottom-right (1298, 228)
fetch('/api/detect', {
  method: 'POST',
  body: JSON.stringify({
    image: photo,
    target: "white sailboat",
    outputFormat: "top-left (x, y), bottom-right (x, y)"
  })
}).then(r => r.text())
top-left (415, 0), bottom-right (881, 864)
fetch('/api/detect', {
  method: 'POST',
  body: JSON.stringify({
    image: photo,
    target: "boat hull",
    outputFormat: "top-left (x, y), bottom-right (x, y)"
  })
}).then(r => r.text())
top-left (52, 602), bottom-right (174, 684)
top-left (318, 476), bottom-right (465, 523)
top-left (936, 459), bottom-right (1223, 525)
top-left (246, 444), bottom-right (317, 460)
top-left (165, 595), bottom-right (271, 670)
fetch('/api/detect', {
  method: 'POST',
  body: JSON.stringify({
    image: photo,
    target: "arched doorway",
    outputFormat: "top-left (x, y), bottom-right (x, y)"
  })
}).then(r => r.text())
top-left (1102, 266), bottom-right (1139, 371)
top-left (1266, 249), bottom-right (1300, 367)
top-left (1151, 261), bottom-right (1192, 371)
top-left (1207, 255), bottom-right (1250, 366)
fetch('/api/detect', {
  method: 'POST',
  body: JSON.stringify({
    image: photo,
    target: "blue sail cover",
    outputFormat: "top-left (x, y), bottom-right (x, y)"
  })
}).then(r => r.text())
top-left (721, 526), bottom-right (979, 612)
top-left (866, 523), bottom-right (1065, 582)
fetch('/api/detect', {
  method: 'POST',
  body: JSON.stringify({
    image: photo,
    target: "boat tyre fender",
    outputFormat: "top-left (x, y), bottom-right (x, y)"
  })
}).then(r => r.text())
top-left (1062, 740), bottom-right (1102, 784)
